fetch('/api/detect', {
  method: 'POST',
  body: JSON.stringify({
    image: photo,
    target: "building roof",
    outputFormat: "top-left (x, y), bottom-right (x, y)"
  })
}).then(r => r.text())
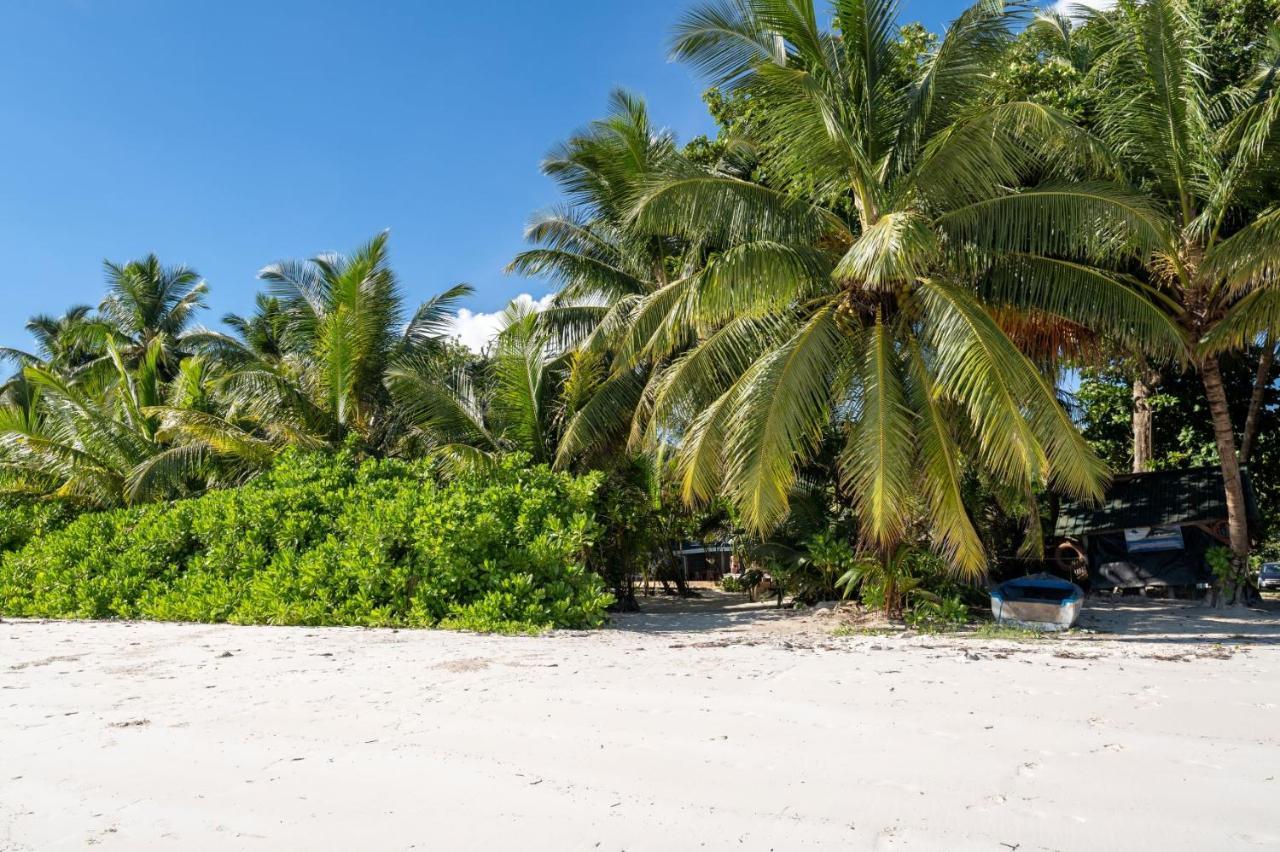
top-left (674, 541), bottom-right (733, 555)
top-left (1054, 466), bottom-right (1260, 538)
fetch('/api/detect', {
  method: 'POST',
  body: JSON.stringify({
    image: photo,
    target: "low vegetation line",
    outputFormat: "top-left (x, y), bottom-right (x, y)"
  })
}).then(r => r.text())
top-left (0, 452), bottom-right (611, 634)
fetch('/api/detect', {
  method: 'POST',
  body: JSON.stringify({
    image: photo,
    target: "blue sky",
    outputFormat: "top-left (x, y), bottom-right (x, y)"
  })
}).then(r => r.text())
top-left (0, 0), bottom-right (963, 353)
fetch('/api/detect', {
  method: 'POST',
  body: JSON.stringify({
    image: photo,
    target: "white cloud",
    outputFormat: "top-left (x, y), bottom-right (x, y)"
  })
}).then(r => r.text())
top-left (1051, 0), bottom-right (1115, 17)
top-left (446, 292), bottom-right (557, 353)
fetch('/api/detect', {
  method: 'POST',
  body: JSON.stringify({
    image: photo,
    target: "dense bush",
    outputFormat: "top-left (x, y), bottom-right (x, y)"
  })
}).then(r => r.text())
top-left (0, 498), bottom-right (78, 553)
top-left (0, 451), bottom-right (612, 633)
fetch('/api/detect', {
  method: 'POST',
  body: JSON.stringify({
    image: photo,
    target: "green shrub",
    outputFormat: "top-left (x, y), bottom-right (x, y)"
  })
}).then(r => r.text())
top-left (0, 451), bottom-right (612, 633)
top-left (720, 568), bottom-right (763, 595)
top-left (904, 595), bottom-right (969, 631)
top-left (0, 498), bottom-right (79, 553)
top-left (860, 580), bottom-right (887, 613)
top-left (843, 546), bottom-right (981, 624)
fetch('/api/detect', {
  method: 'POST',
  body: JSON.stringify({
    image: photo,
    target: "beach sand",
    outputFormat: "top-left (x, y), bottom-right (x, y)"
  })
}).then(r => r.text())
top-left (2, 594), bottom-right (1278, 851)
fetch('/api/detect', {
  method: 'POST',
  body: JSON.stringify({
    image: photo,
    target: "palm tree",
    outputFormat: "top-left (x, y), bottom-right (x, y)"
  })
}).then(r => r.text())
top-left (0, 306), bottom-right (102, 374)
top-left (222, 294), bottom-right (289, 362)
top-left (0, 339), bottom-right (261, 507)
top-left (0, 306), bottom-right (110, 410)
top-left (387, 299), bottom-right (565, 466)
top-left (504, 91), bottom-right (711, 468)
top-left (199, 232), bottom-right (473, 454)
top-left (1079, 0), bottom-right (1280, 595)
top-left (1, 235), bottom-right (472, 505)
top-left (0, 269), bottom-right (292, 505)
top-left (99, 255), bottom-right (208, 376)
top-left (616, 0), bottom-right (1184, 577)
top-left (509, 89), bottom-right (688, 349)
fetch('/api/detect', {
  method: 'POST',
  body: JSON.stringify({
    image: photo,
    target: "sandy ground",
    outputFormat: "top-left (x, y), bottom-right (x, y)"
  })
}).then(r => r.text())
top-left (2, 594), bottom-right (1279, 851)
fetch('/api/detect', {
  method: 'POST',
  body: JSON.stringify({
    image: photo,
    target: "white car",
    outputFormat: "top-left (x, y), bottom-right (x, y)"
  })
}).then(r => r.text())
top-left (1259, 562), bottom-right (1280, 592)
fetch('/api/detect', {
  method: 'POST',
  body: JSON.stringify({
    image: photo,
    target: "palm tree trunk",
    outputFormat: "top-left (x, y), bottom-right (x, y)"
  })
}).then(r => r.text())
top-left (1200, 355), bottom-right (1251, 603)
top-left (1132, 368), bottom-right (1159, 473)
top-left (1240, 337), bottom-right (1274, 465)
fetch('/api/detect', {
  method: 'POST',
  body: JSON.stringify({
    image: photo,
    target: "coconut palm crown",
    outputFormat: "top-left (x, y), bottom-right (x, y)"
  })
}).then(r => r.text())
top-left (1071, 0), bottom-right (1280, 582)
top-left (616, 0), bottom-right (1185, 576)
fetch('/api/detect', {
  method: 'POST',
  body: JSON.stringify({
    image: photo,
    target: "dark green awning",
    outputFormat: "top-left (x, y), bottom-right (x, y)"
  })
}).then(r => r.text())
top-left (1054, 466), bottom-right (1260, 538)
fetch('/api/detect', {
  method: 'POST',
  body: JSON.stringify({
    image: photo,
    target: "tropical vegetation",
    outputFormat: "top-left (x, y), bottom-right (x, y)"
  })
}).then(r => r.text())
top-left (0, 451), bottom-right (610, 633)
top-left (3, 0), bottom-right (1279, 627)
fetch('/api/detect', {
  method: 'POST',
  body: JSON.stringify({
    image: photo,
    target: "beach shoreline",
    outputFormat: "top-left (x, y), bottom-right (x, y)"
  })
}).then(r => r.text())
top-left (3, 597), bottom-right (1278, 851)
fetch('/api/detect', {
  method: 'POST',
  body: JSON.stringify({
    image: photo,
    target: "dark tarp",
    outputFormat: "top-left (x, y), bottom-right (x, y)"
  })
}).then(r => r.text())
top-left (1087, 524), bottom-right (1217, 588)
top-left (1054, 467), bottom-right (1262, 590)
top-left (1055, 466), bottom-right (1260, 539)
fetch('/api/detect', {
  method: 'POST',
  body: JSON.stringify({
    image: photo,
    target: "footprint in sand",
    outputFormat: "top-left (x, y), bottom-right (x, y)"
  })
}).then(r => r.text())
top-left (433, 657), bottom-right (491, 673)
top-left (966, 793), bottom-right (1009, 812)
top-left (108, 718), bottom-right (151, 729)
top-left (8, 654), bottom-right (82, 671)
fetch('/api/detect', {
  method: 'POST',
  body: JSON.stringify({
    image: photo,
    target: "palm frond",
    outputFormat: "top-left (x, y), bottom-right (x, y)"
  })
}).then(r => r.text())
top-left (1200, 288), bottom-right (1280, 355)
top-left (668, 0), bottom-right (784, 89)
top-left (632, 173), bottom-right (846, 245)
top-left (980, 253), bottom-right (1186, 358)
top-left (722, 306), bottom-right (846, 533)
top-left (921, 279), bottom-right (1107, 501)
top-left (840, 314), bottom-right (914, 551)
top-left (833, 210), bottom-right (938, 290)
top-left (904, 340), bottom-right (985, 577)
top-left (403, 283), bottom-right (475, 349)
top-left (936, 182), bottom-right (1173, 261)
top-left (555, 367), bottom-right (647, 468)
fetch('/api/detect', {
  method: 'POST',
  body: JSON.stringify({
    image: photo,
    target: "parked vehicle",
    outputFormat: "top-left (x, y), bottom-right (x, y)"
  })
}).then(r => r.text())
top-left (1259, 563), bottom-right (1280, 592)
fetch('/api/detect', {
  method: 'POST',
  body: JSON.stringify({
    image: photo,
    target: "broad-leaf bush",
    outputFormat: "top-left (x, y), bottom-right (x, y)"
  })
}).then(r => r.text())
top-left (0, 498), bottom-right (79, 553)
top-left (0, 451), bottom-right (612, 633)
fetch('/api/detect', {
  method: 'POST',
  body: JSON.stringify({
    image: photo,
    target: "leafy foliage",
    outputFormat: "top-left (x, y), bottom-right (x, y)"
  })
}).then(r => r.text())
top-left (624, 0), bottom-right (1172, 579)
top-left (750, 529), bottom-right (855, 603)
top-left (1, 236), bottom-right (473, 507)
top-left (5, 0), bottom-right (1280, 618)
top-left (904, 594), bottom-right (970, 631)
top-left (0, 497), bottom-right (77, 553)
top-left (0, 452), bottom-right (611, 633)
top-left (1075, 354), bottom-right (1280, 557)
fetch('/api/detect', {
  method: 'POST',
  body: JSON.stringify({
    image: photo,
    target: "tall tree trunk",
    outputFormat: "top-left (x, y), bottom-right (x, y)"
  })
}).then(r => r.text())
top-left (1200, 355), bottom-right (1251, 604)
top-left (1240, 337), bottom-right (1274, 465)
top-left (1132, 368), bottom-right (1159, 472)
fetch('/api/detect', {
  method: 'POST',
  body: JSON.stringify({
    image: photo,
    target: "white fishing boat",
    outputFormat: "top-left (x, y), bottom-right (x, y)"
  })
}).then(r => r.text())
top-left (989, 574), bottom-right (1084, 632)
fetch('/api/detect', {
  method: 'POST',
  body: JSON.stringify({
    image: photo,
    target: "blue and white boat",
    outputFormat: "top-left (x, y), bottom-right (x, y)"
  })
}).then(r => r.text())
top-left (989, 574), bottom-right (1084, 632)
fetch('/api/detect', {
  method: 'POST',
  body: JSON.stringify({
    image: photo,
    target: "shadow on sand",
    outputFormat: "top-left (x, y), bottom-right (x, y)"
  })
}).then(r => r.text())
top-left (1074, 596), bottom-right (1280, 645)
top-left (608, 589), bottom-right (800, 635)
top-left (608, 587), bottom-right (1280, 646)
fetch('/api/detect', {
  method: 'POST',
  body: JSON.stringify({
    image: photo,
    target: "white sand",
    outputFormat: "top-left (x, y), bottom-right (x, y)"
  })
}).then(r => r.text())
top-left (2, 596), bottom-right (1279, 851)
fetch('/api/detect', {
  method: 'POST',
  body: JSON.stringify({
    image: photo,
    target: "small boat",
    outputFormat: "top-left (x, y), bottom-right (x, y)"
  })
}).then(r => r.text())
top-left (989, 573), bottom-right (1084, 632)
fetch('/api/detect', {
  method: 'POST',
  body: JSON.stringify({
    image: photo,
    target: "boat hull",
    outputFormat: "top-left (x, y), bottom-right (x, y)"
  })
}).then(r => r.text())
top-left (989, 597), bottom-right (1082, 632)
top-left (989, 574), bottom-right (1085, 632)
